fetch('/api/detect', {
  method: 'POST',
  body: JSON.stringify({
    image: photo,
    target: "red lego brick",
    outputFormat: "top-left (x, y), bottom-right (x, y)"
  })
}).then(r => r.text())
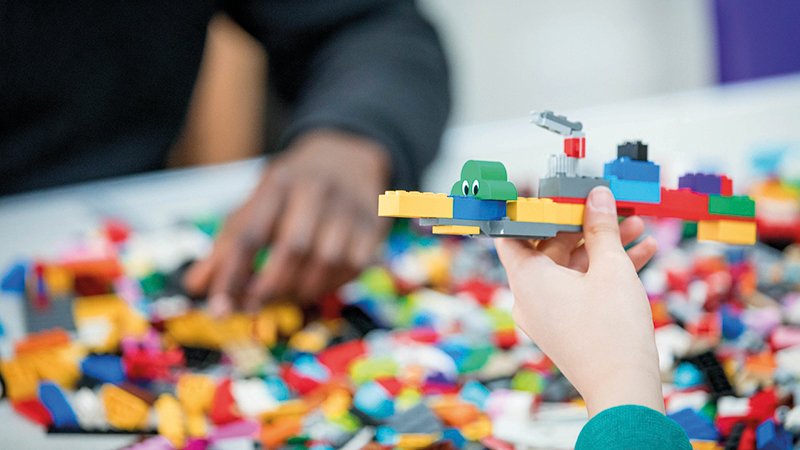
top-left (563, 137), bottom-right (585, 158)
top-left (457, 279), bottom-right (499, 306)
top-left (123, 347), bottom-right (185, 381)
top-left (104, 219), bottom-right (131, 244)
top-left (209, 378), bottom-right (241, 425)
top-left (317, 340), bottom-right (367, 375)
top-left (721, 176), bottom-right (733, 197)
top-left (541, 196), bottom-right (586, 204)
top-left (281, 365), bottom-right (322, 395)
top-left (493, 329), bottom-right (518, 350)
top-left (375, 377), bottom-right (403, 396)
top-left (12, 399), bottom-right (53, 426)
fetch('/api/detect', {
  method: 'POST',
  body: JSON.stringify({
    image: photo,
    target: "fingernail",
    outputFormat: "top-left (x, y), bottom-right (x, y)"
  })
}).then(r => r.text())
top-left (208, 293), bottom-right (231, 319)
top-left (587, 186), bottom-right (616, 215)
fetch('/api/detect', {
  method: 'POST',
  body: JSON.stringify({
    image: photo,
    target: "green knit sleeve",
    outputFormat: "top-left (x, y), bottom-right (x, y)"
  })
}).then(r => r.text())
top-left (575, 405), bottom-right (693, 450)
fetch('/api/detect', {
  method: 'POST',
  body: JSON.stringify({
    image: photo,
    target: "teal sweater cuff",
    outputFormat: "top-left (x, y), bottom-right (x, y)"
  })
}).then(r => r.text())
top-left (576, 405), bottom-right (693, 450)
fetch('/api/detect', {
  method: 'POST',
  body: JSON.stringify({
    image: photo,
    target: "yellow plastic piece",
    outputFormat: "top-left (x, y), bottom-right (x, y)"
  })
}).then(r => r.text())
top-left (254, 309), bottom-right (278, 347)
top-left (43, 265), bottom-right (74, 296)
top-left (432, 225), bottom-right (481, 235)
top-left (569, 204), bottom-right (585, 225)
top-left (691, 440), bottom-right (721, 450)
top-left (186, 413), bottom-right (208, 439)
top-left (73, 294), bottom-right (147, 352)
top-left (273, 303), bottom-right (304, 336)
top-left (101, 384), bottom-right (151, 431)
top-left (289, 323), bottom-right (330, 353)
top-left (554, 202), bottom-right (572, 224)
top-left (460, 414), bottom-right (492, 440)
top-left (0, 358), bottom-right (38, 401)
top-left (396, 433), bottom-right (440, 449)
top-left (165, 311), bottom-right (253, 349)
top-left (176, 374), bottom-right (215, 414)
top-left (508, 197), bottom-right (545, 222)
top-left (261, 399), bottom-right (308, 421)
top-left (155, 393), bottom-right (185, 449)
top-left (28, 348), bottom-right (81, 389)
top-left (697, 220), bottom-right (757, 245)
top-left (378, 191), bottom-right (453, 218)
top-left (321, 389), bottom-right (352, 418)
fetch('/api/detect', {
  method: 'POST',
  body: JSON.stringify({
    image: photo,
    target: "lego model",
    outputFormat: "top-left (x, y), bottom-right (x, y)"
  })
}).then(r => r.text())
top-left (379, 110), bottom-right (758, 245)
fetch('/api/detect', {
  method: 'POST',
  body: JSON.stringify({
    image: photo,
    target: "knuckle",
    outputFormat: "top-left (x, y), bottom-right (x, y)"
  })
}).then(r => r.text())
top-left (584, 221), bottom-right (619, 236)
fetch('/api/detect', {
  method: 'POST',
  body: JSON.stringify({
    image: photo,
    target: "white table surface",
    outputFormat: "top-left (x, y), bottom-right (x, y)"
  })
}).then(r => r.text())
top-left (1, 73), bottom-right (800, 449)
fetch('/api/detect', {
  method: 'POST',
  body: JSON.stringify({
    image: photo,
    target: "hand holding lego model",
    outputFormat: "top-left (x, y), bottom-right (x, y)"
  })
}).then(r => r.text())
top-left (184, 129), bottom-right (392, 315)
top-left (495, 186), bottom-right (664, 418)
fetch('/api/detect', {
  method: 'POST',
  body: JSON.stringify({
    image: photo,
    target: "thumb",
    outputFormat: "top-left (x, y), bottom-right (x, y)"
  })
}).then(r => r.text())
top-left (583, 186), bottom-right (626, 263)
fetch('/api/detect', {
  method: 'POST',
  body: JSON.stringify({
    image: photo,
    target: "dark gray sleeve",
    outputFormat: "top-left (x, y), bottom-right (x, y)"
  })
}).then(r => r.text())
top-left (223, 0), bottom-right (451, 190)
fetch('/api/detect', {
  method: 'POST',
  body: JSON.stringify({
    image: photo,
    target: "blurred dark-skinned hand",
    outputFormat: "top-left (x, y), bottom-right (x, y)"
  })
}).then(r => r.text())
top-left (184, 129), bottom-right (392, 316)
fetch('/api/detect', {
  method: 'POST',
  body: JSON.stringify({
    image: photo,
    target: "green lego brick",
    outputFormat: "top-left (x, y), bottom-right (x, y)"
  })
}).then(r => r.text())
top-left (707, 195), bottom-right (755, 217)
top-left (450, 160), bottom-right (518, 201)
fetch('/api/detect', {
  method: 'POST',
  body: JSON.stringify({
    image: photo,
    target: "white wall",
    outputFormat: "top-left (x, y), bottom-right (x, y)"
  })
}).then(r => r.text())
top-left (419, 0), bottom-right (718, 126)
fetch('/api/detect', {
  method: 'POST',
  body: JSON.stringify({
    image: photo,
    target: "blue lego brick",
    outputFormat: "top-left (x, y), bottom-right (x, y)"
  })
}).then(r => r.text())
top-left (668, 409), bottom-right (719, 441)
top-left (460, 380), bottom-right (490, 409)
top-left (81, 355), bottom-right (126, 384)
top-left (756, 419), bottom-right (792, 450)
top-left (605, 176), bottom-right (661, 203)
top-left (443, 428), bottom-right (466, 449)
top-left (1, 262), bottom-right (26, 293)
top-left (673, 362), bottom-right (704, 389)
top-left (451, 196), bottom-right (507, 221)
top-left (679, 173), bottom-right (722, 195)
top-left (39, 381), bottom-right (79, 429)
top-left (603, 157), bottom-right (660, 183)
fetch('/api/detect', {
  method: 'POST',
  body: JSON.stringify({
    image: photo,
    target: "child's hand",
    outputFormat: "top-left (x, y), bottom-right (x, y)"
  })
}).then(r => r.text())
top-left (495, 186), bottom-right (662, 418)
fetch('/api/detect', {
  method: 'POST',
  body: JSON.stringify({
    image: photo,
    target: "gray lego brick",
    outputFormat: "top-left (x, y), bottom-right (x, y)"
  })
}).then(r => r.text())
top-left (531, 110), bottom-right (583, 136)
top-left (538, 175), bottom-right (609, 199)
top-left (419, 218), bottom-right (582, 239)
top-left (387, 403), bottom-right (443, 434)
top-left (25, 295), bottom-right (76, 333)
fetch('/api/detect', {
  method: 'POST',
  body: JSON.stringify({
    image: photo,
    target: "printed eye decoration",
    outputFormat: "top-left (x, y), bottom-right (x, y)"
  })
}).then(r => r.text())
top-left (472, 180), bottom-right (480, 196)
top-left (462, 180), bottom-right (470, 196)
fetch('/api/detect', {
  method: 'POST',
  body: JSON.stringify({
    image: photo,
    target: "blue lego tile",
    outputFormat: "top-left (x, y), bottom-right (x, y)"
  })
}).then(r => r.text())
top-left (668, 409), bottom-right (719, 441)
top-left (1, 262), bottom-right (26, 293)
top-left (443, 428), bottom-right (466, 449)
top-left (605, 176), bottom-right (661, 203)
top-left (81, 355), bottom-right (126, 384)
top-left (39, 381), bottom-right (79, 429)
top-left (673, 362), bottom-right (704, 389)
top-left (756, 419), bottom-right (792, 450)
top-left (451, 196), bottom-right (507, 221)
top-left (679, 173), bottom-right (722, 195)
top-left (603, 157), bottom-right (660, 183)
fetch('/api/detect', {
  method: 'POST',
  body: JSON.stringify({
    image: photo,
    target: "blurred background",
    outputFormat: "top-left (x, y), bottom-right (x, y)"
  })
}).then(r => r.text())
top-left (177, 0), bottom-right (800, 193)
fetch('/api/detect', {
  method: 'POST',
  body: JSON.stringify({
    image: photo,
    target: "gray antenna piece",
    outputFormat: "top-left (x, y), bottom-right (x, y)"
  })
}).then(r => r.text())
top-left (531, 110), bottom-right (584, 137)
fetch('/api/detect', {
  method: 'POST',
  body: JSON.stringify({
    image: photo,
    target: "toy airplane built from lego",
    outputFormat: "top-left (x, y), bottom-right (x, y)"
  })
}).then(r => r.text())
top-left (379, 111), bottom-right (757, 245)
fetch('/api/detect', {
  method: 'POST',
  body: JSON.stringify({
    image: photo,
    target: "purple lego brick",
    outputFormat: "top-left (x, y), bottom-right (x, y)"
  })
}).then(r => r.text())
top-left (678, 173), bottom-right (723, 195)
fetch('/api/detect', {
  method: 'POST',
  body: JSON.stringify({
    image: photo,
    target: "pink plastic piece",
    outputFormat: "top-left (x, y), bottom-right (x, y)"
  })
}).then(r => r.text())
top-left (208, 419), bottom-right (260, 442)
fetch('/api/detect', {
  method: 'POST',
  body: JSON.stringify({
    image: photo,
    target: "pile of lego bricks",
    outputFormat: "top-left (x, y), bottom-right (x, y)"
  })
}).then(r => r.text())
top-left (2, 217), bottom-right (800, 450)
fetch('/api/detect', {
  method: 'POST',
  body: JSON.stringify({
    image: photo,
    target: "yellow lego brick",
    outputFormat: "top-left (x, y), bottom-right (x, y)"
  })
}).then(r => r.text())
top-left (691, 440), bottom-right (721, 450)
top-left (569, 204), bottom-right (585, 225)
top-left (176, 374), bottom-right (215, 414)
top-left (432, 225), bottom-right (481, 235)
top-left (697, 220), bottom-right (757, 245)
top-left (165, 311), bottom-right (254, 349)
top-left (396, 433), bottom-right (441, 449)
top-left (554, 202), bottom-right (571, 224)
top-left (460, 414), bottom-right (492, 440)
top-left (186, 413), bottom-right (208, 439)
top-left (155, 394), bottom-right (185, 449)
top-left (262, 399), bottom-right (309, 421)
top-left (272, 302), bottom-right (304, 336)
top-left (28, 348), bottom-right (81, 389)
top-left (378, 191), bottom-right (453, 218)
top-left (0, 358), bottom-right (38, 401)
top-left (101, 384), bottom-right (151, 431)
top-left (507, 197), bottom-right (547, 222)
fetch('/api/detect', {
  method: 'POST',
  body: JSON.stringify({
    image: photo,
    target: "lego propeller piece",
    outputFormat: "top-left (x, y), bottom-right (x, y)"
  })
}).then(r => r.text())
top-left (531, 111), bottom-right (583, 137)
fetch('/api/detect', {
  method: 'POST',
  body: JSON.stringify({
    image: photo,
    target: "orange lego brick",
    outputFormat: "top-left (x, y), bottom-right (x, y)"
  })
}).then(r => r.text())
top-left (14, 328), bottom-right (70, 355)
top-left (379, 191), bottom-right (453, 218)
top-left (61, 257), bottom-right (123, 279)
top-left (260, 416), bottom-right (302, 449)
